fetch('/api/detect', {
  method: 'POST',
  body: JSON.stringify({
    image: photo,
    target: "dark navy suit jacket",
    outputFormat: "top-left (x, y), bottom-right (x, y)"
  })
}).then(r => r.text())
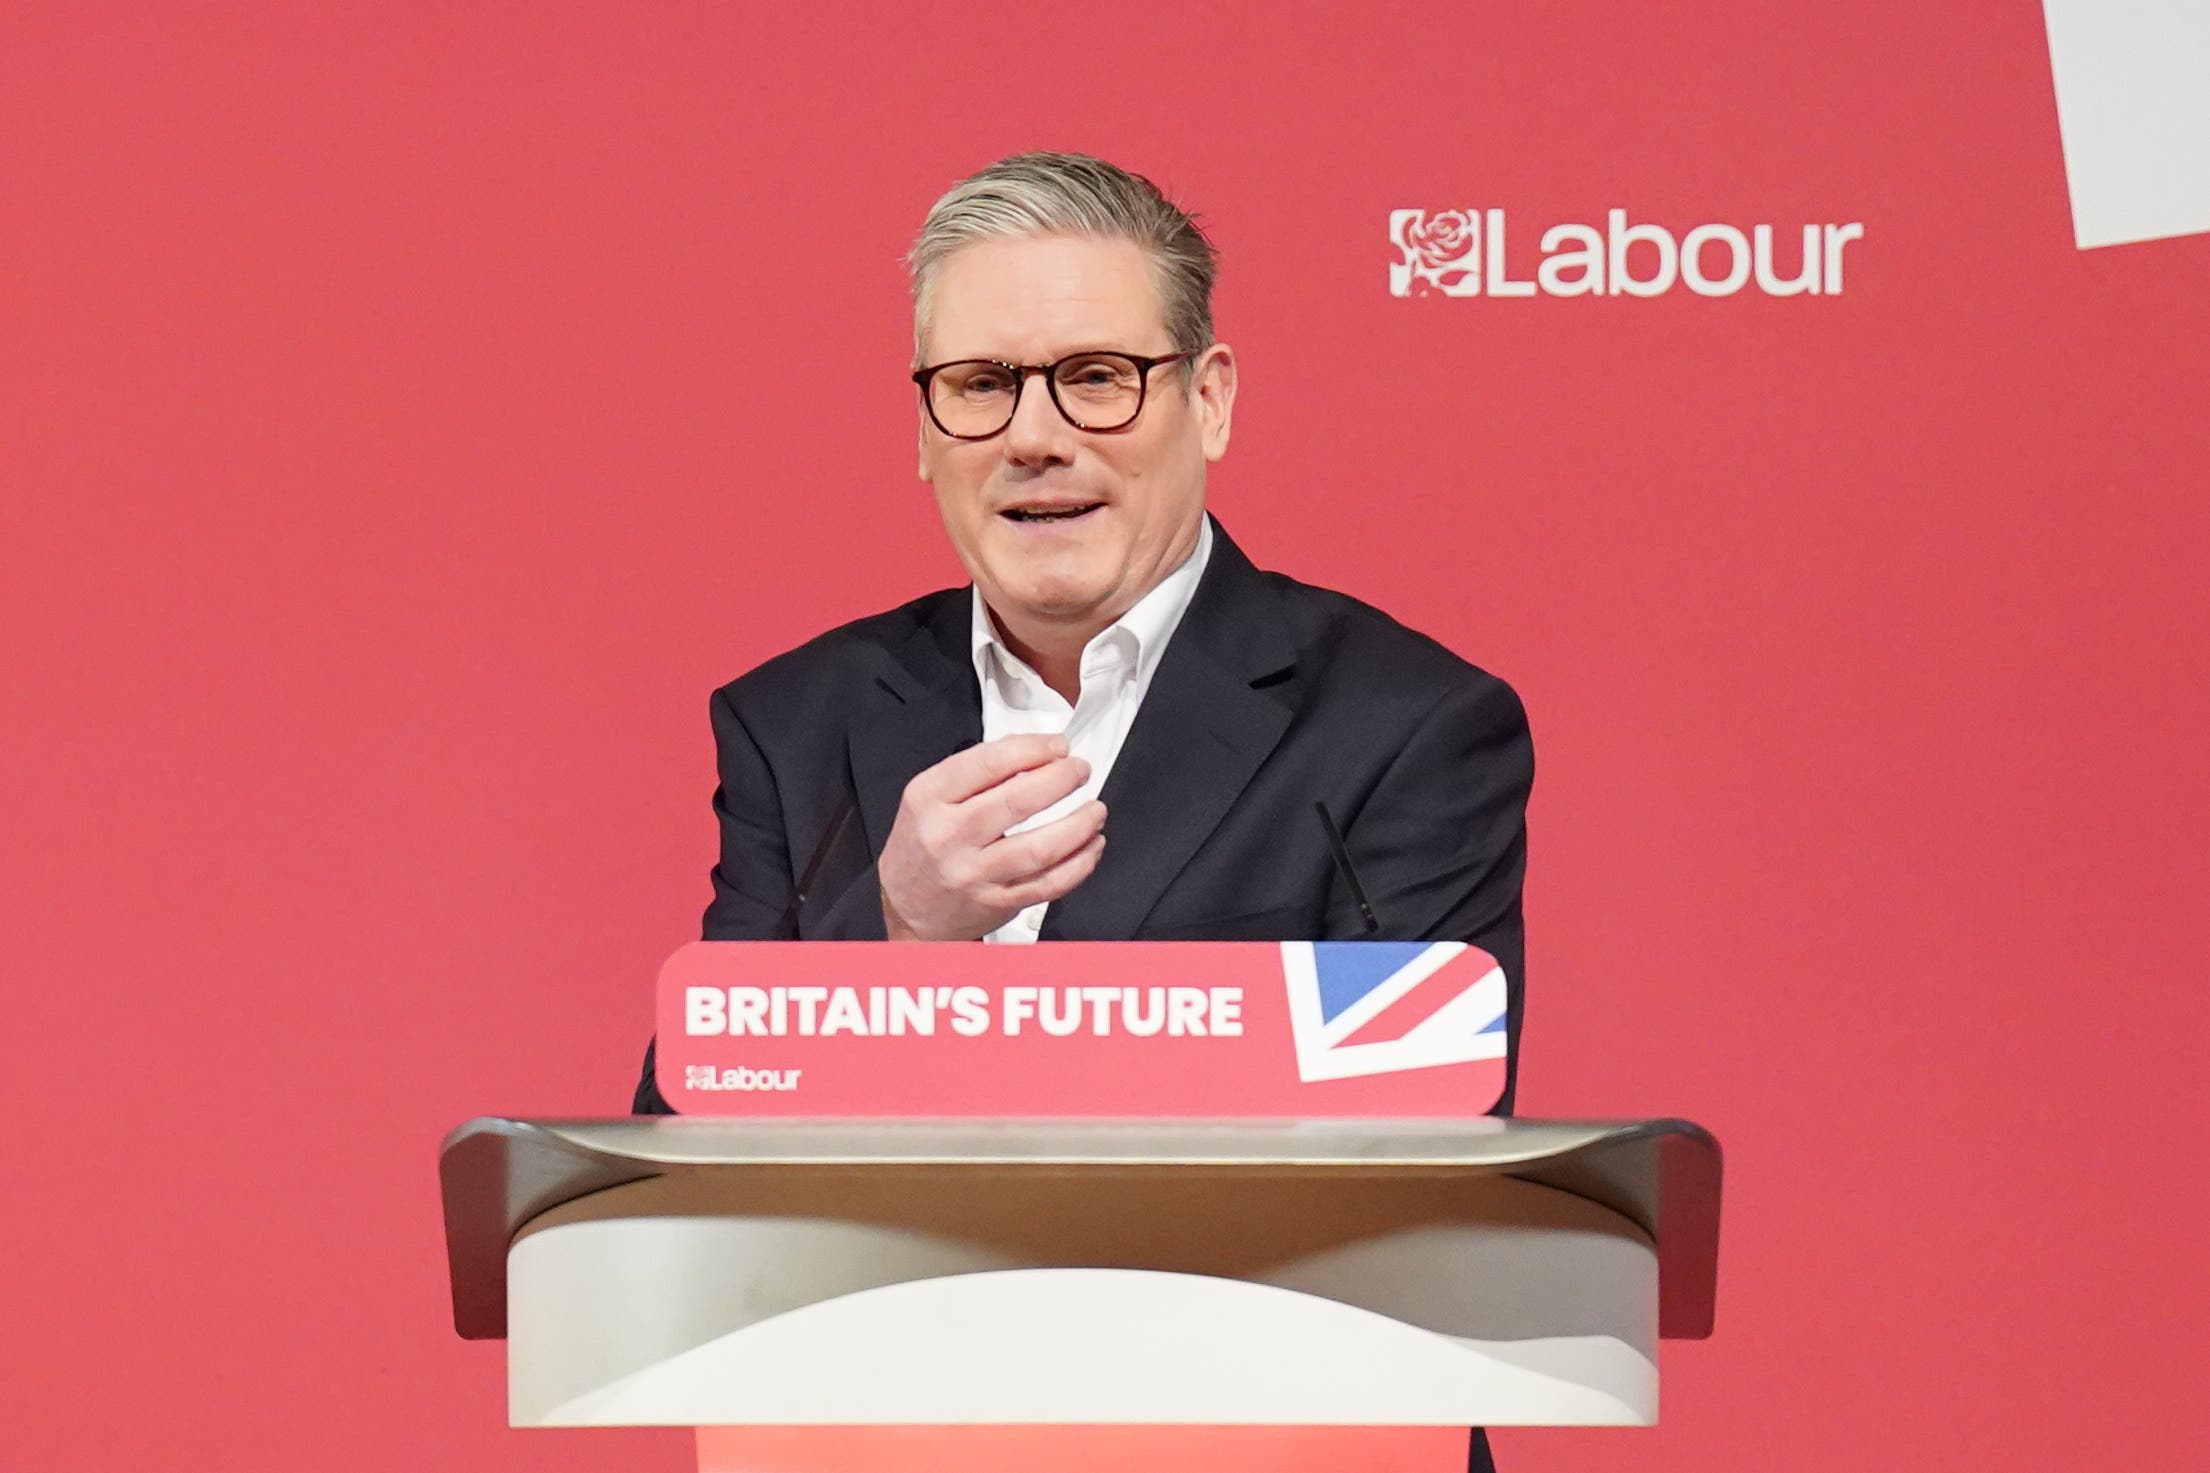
top-left (634, 514), bottom-right (1533, 1114)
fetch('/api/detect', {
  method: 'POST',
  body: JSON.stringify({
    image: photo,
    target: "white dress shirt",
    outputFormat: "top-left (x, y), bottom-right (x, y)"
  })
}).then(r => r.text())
top-left (970, 516), bottom-right (1214, 943)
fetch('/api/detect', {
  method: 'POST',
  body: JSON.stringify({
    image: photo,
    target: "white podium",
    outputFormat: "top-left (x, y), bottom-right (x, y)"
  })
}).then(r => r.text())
top-left (441, 1114), bottom-right (1720, 1457)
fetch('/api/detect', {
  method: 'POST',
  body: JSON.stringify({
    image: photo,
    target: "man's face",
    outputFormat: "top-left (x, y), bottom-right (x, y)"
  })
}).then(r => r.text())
top-left (917, 233), bottom-right (1235, 635)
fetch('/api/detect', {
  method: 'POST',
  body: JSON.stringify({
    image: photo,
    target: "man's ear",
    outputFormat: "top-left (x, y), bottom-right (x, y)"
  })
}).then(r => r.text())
top-left (1193, 343), bottom-right (1238, 462)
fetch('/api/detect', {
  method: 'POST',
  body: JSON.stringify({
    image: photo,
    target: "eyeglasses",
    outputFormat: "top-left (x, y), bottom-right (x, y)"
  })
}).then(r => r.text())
top-left (911, 349), bottom-right (1200, 441)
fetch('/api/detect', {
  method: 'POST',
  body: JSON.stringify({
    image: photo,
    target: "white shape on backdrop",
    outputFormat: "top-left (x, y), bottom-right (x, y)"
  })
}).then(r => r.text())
top-left (2042, 1), bottom-right (2210, 248)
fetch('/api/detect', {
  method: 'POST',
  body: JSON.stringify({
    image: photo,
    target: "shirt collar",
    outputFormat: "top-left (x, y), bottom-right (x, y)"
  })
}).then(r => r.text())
top-left (970, 515), bottom-right (1215, 698)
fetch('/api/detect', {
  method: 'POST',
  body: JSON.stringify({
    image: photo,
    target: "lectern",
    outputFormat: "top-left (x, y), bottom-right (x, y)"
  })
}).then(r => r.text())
top-left (441, 1114), bottom-right (1721, 1470)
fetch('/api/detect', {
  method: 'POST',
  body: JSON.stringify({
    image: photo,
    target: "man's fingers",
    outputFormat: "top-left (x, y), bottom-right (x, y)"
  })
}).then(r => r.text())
top-left (913, 733), bottom-right (1070, 805)
top-left (882, 733), bottom-right (1107, 939)
top-left (991, 832), bottom-right (1107, 912)
top-left (978, 799), bottom-right (1107, 884)
top-left (961, 755), bottom-right (1091, 842)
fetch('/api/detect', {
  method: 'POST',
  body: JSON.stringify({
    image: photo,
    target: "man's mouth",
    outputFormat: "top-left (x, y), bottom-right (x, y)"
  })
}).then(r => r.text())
top-left (1000, 501), bottom-right (1104, 524)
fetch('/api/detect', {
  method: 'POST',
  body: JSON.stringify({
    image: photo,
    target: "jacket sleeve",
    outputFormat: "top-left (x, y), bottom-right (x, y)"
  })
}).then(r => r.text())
top-left (1342, 670), bottom-right (1534, 1114)
top-left (632, 685), bottom-right (799, 1115)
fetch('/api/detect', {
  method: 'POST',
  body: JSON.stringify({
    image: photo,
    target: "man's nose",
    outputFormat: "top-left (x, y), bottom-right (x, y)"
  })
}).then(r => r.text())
top-left (1002, 369), bottom-right (1075, 467)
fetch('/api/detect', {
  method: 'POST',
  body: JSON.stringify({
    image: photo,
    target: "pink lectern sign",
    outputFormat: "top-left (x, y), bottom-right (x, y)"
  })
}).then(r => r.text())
top-left (656, 939), bottom-right (1508, 1116)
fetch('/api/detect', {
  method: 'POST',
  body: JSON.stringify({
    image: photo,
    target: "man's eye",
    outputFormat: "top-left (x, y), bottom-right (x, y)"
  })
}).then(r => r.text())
top-left (962, 376), bottom-right (1011, 396)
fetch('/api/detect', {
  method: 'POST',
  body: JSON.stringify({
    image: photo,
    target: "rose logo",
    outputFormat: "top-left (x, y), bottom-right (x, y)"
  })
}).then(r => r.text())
top-left (1407, 211), bottom-right (1477, 270)
top-left (1389, 209), bottom-right (1482, 297)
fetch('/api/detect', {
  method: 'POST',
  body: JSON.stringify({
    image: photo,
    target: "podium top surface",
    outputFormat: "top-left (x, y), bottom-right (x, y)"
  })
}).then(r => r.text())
top-left (440, 1116), bottom-right (1721, 1341)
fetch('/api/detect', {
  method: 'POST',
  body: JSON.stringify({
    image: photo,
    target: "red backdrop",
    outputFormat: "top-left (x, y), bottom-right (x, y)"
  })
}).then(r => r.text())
top-left (4, 4), bottom-right (2206, 1469)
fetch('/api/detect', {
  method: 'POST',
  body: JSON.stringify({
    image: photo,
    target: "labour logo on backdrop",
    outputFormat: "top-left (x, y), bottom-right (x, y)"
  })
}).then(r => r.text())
top-left (1280, 941), bottom-right (1508, 1081)
top-left (1391, 206), bottom-right (1864, 298)
top-left (1390, 209), bottom-right (1482, 297)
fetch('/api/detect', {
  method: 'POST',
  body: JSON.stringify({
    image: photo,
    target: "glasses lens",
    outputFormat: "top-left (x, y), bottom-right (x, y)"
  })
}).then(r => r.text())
top-left (1051, 353), bottom-right (1144, 430)
top-left (928, 361), bottom-right (1019, 438)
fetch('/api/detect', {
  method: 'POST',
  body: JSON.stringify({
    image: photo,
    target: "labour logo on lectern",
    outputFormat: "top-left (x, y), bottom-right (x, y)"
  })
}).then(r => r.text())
top-left (1280, 941), bottom-right (1508, 1082)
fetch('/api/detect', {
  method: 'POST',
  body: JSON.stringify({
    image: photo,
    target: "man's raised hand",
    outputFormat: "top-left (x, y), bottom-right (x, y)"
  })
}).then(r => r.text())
top-left (877, 733), bottom-right (1108, 941)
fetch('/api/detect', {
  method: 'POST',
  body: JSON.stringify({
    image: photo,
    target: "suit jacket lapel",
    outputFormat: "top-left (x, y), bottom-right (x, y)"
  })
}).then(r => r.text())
top-left (1041, 520), bottom-right (1296, 940)
top-left (847, 595), bottom-right (983, 864)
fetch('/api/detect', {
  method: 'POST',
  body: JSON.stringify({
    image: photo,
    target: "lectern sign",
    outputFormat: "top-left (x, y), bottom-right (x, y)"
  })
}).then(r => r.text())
top-left (655, 940), bottom-right (1508, 1116)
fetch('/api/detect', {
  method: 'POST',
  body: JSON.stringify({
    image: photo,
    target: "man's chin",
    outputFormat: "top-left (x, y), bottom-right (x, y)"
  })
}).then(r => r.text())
top-left (974, 541), bottom-right (1108, 609)
top-left (981, 564), bottom-right (1120, 628)
top-left (999, 582), bottom-right (1113, 624)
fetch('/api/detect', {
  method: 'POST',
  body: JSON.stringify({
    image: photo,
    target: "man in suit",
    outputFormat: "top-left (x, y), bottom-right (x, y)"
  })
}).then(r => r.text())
top-left (633, 150), bottom-right (1532, 1471)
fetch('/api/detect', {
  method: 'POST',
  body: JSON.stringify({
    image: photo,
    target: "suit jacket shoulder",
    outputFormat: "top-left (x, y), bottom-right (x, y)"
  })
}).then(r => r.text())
top-left (1257, 565), bottom-right (1528, 734)
top-left (712, 584), bottom-right (968, 723)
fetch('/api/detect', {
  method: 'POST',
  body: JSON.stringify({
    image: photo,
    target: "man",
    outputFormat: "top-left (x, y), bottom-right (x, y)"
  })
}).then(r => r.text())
top-left (633, 151), bottom-right (1532, 1471)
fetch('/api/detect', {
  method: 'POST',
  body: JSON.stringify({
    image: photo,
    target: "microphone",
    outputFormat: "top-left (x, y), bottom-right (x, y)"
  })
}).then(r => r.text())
top-left (773, 791), bottom-right (858, 940)
top-left (1314, 800), bottom-right (1381, 936)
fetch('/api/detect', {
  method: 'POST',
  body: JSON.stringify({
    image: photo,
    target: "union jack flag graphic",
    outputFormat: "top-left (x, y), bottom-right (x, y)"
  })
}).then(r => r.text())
top-left (1280, 941), bottom-right (1509, 1082)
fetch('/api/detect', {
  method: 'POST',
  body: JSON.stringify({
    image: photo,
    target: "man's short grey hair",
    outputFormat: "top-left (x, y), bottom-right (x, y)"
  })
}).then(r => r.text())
top-left (907, 150), bottom-right (1219, 363)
